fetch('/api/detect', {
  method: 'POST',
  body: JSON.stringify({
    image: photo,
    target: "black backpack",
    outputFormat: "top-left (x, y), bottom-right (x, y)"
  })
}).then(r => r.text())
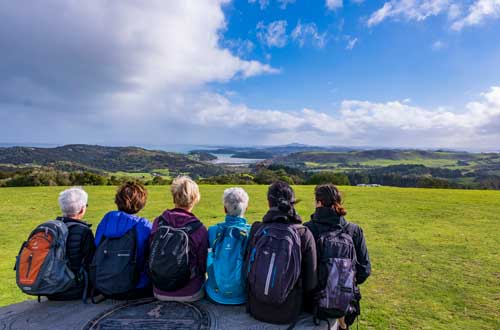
top-left (148, 215), bottom-right (202, 292)
top-left (314, 223), bottom-right (357, 323)
top-left (90, 228), bottom-right (139, 297)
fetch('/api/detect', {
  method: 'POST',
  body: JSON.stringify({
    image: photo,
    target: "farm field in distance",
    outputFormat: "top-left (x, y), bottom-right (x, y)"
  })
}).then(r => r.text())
top-left (0, 185), bottom-right (499, 329)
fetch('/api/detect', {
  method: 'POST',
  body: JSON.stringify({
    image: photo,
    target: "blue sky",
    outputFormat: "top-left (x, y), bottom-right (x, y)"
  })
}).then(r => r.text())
top-left (1, 1), bottom-right (500, 150)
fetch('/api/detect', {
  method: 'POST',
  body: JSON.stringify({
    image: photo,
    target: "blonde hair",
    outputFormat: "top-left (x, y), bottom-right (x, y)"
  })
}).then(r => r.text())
top-left (171, 176), bottom-right (200, 209)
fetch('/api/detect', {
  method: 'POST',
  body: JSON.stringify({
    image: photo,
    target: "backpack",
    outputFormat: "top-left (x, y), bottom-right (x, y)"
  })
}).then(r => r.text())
top-left (246, 222), bottom-right (302, 305)
top-left (148, 215), bottom-right (202, 292)
top-left (314, 224), bottom-right (357, 321)
top-left (209, 224), bottom-right (249, 300)
top-left (90, 228), bottom-right (139, 297)
top-left (15, 220), bottom-right (80, 298)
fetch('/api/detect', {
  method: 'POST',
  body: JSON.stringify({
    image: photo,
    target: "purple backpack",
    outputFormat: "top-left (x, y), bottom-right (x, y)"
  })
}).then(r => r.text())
top-left (314, 225), bottom-right (357, 320)
top-left (247, 222), bottom-right (302, 305)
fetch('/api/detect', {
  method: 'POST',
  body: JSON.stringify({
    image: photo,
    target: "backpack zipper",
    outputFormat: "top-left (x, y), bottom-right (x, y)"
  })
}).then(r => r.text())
top-left (26, 254), bottom-right (33, 278)
top-left (264, 252), bottom-right (276, 296)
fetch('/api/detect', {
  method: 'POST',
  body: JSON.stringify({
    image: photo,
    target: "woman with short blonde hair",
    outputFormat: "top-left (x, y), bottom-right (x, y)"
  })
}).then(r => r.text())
top-left (150, 176), bottom-right (207, 302)
top-left (170, 176), bottom-right (200, 210)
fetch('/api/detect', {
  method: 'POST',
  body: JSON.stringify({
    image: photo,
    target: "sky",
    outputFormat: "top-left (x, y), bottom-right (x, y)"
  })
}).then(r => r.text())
top-left (1, 0), bottom-right (500, 150)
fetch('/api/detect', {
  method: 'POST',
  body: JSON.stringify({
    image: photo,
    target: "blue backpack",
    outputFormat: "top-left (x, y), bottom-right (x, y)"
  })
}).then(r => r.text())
top-left (207, 224), bottom-right (249, 303)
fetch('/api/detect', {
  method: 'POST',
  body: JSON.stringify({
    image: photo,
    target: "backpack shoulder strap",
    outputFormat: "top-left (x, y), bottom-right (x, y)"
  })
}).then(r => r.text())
top-left (183, 221), bottom-right (203, 235)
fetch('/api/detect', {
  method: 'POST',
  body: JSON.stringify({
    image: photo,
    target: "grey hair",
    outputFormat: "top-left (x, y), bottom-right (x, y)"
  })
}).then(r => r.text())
top-left (58, 187), bottom-right (88, 217)
top-left (223, 187), bottom-right (249, 217)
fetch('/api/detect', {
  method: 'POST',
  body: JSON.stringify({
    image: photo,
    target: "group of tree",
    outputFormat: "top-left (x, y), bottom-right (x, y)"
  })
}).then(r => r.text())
top-left (2, 164), bottom-right (500, 190)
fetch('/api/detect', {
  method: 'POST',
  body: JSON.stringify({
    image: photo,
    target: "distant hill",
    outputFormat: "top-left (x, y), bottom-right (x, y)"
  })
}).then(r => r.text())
top-left (0, 144), bottom-right (225, 177)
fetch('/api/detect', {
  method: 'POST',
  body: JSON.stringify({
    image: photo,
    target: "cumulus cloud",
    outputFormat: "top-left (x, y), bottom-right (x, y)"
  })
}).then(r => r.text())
top-left (451, 0), bottom-right (500, 30)
top-left (102, 85), bottom-right (500, 149)
top-left (257, 20), bottom-right (288, 48)
top-left (291, 21), bottom-right (327, 48)
top-left (165, 86), bottom-right (500, 149)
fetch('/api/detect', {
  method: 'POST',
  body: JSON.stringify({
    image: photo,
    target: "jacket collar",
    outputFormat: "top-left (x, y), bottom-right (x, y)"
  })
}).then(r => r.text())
top-left (263, 207), bottom-right (302, 224)
top-left (310, 207), bottom-right (346, 228)
top-left (224, 215), bottom-right (247, 225)
top-left (56, 216), bottom-right (92, 228)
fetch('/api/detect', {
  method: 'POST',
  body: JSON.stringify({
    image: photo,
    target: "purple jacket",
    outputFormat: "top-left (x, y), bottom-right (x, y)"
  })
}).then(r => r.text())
top-left (150, 208), bottom-right (208, 298)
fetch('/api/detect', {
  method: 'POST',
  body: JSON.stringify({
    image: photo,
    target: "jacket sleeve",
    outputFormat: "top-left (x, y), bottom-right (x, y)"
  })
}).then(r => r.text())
top-left (197, 227), bottom-right (209, 275)
top-left (301, 227), bottom-right (318, 293)
top-left (352, 226), bottom-right (371, 285)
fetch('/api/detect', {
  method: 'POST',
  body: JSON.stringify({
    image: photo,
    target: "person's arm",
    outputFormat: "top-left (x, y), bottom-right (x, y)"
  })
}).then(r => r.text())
top-left (301, 227), bottom-right (318, 293)
top-left (353, 226), bottom-right (371, 285)
top-left (81, 228), bottom-right (95, 271)
top-left (197, 226), bottom-right (209, 275)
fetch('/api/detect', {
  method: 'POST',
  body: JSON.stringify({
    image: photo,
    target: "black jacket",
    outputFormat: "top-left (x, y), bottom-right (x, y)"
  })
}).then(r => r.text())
top-left (305, 207), bottom-right (371, 285)
top-left (246, 208), bottom-right (318, 324)
top-left (47, 217), bottom-right (95, 300)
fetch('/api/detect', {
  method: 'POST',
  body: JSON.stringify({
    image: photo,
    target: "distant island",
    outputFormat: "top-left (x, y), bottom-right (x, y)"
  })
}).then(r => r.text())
top-left (1, 144), bottom-right (499, 189)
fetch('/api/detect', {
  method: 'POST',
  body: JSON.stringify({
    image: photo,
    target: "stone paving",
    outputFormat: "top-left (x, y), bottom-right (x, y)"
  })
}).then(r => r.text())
top-left (0, 298), bottom-right (338, 330)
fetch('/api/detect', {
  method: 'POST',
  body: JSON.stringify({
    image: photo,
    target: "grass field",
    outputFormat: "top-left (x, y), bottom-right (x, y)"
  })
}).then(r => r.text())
top-left (0, 185), bottom-right (499, 329)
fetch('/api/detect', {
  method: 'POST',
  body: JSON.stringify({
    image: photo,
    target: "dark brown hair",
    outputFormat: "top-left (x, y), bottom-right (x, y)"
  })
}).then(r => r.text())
top-left (115, 181), bottom-right (148, 214)
top-left (314, 183), bottom-right (347, 216)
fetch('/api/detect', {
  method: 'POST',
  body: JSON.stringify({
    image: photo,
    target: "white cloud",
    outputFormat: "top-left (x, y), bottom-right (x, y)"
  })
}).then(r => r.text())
top-left (257, 20), bottom-right (288, 48)
top-left (326, 0), bottom-right (343, 10)
top-left (367, 0), bottom-right (452, 27)
top-left (345, 36), bottom-right (358, 50)
top-left (367, 0), bottom-right (500, 30)
top-left (291, 21), bottom-right (327, 48)
top-left (451, 0), bottom-right (500, 30)
top-left (278, 0), bottom-right (296, 9)
top-left (223, 39), bottom-right (255, 58)
top-left (122, 86), bottom-right (500, 149)
top-left (432, 40), bottom-right (445, 50)
top-left (248, 0), bottom-right (271, 10)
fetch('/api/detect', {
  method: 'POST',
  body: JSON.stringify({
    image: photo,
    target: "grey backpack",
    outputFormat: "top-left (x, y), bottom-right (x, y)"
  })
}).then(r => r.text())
top-left (15, 220), bottom-right (77, 298)
top-left (314, 224), bottom-right (357, 321)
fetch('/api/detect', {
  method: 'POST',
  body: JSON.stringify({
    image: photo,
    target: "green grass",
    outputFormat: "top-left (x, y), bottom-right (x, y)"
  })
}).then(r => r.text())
top-left (0, 185), bottom-right (499, 329)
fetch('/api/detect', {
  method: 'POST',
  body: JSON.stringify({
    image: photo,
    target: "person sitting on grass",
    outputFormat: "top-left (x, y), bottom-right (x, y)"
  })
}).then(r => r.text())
top-left (305, 184), bottom-right (371, 330)
top-left (47, 187), bottom-right (95, 301)
top-left (205, 187), bottom-right (251, 305)
top-left (149, 176), bottom-right (208, 302)
top-left (92, 181), bottom-right (152, 299)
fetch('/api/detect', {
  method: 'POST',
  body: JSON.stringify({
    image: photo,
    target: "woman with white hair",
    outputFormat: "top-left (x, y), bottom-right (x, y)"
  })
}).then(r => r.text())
top-left (205, 187), bottom-right (251, 305)
top-left (48, 187), bottom-right (95, 301)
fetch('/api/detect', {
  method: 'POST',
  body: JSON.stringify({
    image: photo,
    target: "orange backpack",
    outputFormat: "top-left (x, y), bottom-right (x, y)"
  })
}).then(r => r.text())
top-left (15, 220), bottom-right (77, 298)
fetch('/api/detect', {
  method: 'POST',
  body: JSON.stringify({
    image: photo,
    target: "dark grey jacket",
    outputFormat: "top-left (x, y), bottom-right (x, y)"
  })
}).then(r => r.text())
top-left (304, 207), bottom-right (371, 285)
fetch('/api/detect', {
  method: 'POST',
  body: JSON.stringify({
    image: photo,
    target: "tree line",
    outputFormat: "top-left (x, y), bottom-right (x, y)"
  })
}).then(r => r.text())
top-left (2, 164), bottom-right (500, 190)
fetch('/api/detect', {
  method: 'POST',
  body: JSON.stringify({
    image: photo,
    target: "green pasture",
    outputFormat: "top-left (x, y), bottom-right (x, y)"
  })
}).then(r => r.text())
top-left (0, 185), bottom-right (499, 329)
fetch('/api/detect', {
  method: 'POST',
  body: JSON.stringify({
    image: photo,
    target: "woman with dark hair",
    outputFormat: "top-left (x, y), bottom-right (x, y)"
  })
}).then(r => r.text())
top-left (305, 184), bottom-right (371, 330)
top-left (245, 181), bottom-right (317, 326)
top-left (93, 181), bottom-right (152, 299)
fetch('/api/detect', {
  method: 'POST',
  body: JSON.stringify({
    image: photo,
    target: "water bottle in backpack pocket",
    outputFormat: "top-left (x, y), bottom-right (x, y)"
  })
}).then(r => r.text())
top-left (315, 227), bottom-right (357, 320)
top-left (210, 225), bottom-right (249, 300)
top-left (148, 216), bottom-right (202, 292)
top-left (247, 223), bottom-right (302, 305)
top-left (90, 228), bottom-right (139, 297)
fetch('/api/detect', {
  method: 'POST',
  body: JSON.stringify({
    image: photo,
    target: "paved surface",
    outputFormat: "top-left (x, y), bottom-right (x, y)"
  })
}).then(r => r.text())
top-left (0, 298), bottom-right (337, 330)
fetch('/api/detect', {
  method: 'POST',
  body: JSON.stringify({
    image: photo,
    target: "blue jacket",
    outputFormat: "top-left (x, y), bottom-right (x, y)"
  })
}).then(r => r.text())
top-left (95, 211), bottom-right (152, 289)
top-left (206, 215), bottom-right (251, 305)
